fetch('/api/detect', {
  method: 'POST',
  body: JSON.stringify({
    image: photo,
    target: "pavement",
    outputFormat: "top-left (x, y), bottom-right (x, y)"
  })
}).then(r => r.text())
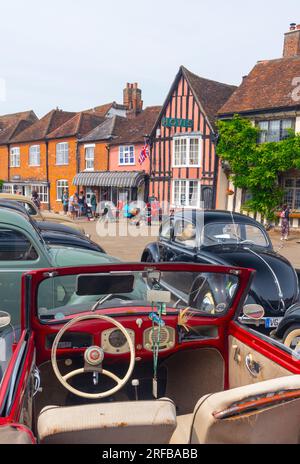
top-left (76, 218), bottom-right (300, 268)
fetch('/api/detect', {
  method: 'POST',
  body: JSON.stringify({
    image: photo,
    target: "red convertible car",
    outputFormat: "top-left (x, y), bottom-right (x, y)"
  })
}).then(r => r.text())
top-left (0, 262), bottom-right (300, 444)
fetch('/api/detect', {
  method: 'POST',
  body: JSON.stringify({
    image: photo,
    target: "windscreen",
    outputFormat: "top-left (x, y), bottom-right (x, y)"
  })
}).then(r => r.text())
top-left (37, 269), bottom-right (239, 321)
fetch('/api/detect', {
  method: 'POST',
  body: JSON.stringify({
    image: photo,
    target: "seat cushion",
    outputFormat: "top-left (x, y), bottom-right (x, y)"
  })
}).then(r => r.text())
top-left (38, 399), bottom-right (176, 444)
top-left (169, 414), bottom-right (193, 444)
top-left (191, 375), bottom-right (300, 444)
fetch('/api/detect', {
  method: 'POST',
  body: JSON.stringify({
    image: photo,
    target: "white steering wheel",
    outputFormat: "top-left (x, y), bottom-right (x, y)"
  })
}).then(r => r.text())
top-left (51, 314), bottom-right (135, 399)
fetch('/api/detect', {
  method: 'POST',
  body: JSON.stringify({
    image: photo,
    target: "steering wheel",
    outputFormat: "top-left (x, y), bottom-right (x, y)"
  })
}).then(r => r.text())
top-left (51, 314), bottom-right (135, 399)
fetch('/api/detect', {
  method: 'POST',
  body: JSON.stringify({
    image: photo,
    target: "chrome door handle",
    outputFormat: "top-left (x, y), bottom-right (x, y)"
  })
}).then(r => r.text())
top-left (245, 354), bottom-right (262, 377)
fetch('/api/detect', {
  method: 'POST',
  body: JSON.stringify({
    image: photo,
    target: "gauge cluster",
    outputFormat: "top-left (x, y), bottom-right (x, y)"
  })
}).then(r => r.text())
top-left (101, 328), bottom-right (135, 354)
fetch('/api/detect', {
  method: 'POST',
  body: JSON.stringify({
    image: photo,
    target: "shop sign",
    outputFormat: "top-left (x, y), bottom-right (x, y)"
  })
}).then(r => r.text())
top-left (162, 117), bottom-right (193, 128)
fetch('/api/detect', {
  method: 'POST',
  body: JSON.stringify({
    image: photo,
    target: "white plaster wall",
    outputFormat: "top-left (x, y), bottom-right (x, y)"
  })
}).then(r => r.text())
top-left (295, 115), bottom-right (300, 134)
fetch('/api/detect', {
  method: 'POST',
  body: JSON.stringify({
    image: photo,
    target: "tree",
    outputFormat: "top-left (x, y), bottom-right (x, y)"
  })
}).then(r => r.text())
top-left (216, 115), bottom-right (300, 221)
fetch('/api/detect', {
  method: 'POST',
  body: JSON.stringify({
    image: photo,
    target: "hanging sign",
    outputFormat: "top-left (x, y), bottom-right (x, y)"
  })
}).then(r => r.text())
top-left (161, 117), bottom-right (193, 128)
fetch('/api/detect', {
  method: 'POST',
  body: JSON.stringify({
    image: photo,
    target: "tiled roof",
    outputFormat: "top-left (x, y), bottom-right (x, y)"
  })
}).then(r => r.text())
top-left (79, 116), bottom-right (123, 142)
top-left (109, 106), bottom-right (161, 145)
top-left (0, 110), bottom-right (37, 131)
top-left (0, 110), bottom-right (38, 145)
top-left (80, 106), bottom-right (161, 145)
top-left (10, 109), bottom-right (76, 143)
top-left (0, 119), bottom-right (34, 145)
top-left (181, 66), bottom-right (237, 128)
top-left (46, 112), bottom-right (105, 140)
top-left (85, 101), bottom-right (127, 117)
top-left (218, 56), bottom-right (300, 115)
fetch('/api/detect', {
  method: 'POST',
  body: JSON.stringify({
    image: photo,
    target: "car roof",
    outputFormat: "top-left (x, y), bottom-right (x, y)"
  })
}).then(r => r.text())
top-left (173, 209), bottom-right (264, 227)
top-left (0, 207), bottom-right (36, 232)
top-left (0, 199), bottom-right (30, 216)
top-left (0, 193), bottom-right (34, 202)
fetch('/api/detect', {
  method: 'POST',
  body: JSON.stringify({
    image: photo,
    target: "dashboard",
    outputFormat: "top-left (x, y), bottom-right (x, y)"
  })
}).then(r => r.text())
top-left (37, 310), bottom-right (222, 365)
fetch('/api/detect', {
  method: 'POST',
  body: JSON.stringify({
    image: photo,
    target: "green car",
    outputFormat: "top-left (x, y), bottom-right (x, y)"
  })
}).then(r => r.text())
top-left (0, 207), bottom-right (122, 326)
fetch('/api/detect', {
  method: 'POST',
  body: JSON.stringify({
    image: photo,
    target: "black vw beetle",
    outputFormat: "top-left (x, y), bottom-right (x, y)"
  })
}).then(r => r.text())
top-left (141, 210), bottom-right (300, 332)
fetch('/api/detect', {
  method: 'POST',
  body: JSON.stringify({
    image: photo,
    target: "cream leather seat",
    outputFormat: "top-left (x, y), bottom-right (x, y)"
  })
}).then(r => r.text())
top-left (170, 375), bottom-right (300, 444)
top-left (37, 399), bottom-right (176, 444)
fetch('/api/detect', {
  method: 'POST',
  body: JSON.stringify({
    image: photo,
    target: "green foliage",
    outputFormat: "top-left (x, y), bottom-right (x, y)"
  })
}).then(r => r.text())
top-left (216, 115), bottom-right (300, 220)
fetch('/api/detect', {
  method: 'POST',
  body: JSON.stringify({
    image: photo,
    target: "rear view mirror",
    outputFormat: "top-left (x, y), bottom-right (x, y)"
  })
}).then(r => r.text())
top-left (0, 311), bottom-right (11, 329)
top-left (76, 273), bottom-right (135, 296)
top-left (243, 304), bottom-right (265, 320)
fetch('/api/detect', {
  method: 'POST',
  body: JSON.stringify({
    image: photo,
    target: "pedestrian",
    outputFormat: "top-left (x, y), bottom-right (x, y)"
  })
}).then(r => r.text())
top-left (31, 190), bottom-right (41, 210)
top-left (61, 189), bottom-right (69, 215)
top-left (90, 191), bottom-right (98, 219)
top-left (78, 190), bottom-right (86, 217)
top-left (68, 193), bottom-right (78, 220)
top-left (280, 204), bottom-right (291, 241)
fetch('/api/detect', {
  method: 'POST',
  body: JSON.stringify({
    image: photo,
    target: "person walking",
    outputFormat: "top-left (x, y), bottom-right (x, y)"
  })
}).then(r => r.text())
top-left (78, 190), bottom-right (86, 217)
top-left (90, 191), bottom-right (98, 219)
top-left (31, 190), bottom-right (41, 210)
top-left (280, 204), bottom-right (291, 241)
top-left (61, 189), bottom-right (69, 215)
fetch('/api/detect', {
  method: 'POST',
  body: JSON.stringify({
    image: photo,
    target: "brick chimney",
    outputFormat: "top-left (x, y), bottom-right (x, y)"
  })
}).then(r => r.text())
top-left (123, 83), bottom-right (143, 115)
top-left (283, 23), bottom-right (300, 57)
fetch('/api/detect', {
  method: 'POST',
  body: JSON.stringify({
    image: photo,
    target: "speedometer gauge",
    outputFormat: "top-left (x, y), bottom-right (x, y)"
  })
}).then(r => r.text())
top-left (108, 329), bottom-right (127, 348)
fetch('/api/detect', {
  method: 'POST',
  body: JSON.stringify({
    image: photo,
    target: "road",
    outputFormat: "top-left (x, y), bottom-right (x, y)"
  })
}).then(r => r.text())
top-left (77, 218), bottom-right (300, 268)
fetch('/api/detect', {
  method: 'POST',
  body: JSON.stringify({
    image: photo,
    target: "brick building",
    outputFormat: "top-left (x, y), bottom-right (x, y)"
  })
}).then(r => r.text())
top-left (73, 104), bottom-right (161, 206)
top-left (217, 23), bottom-right (300, 227)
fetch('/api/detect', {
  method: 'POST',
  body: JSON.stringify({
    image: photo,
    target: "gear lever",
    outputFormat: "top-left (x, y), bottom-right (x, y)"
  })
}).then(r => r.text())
top-left (131, 379), bottom-right (139, 400)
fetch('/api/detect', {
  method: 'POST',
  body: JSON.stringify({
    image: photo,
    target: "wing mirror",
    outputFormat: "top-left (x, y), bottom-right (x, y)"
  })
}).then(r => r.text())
top-left (0, 311), bottom-right (11, 329)
top-left (243, 304), bottom-right (265, 320)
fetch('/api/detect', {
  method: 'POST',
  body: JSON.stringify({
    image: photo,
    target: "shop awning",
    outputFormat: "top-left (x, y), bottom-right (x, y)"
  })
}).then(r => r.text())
top-left (73, 171), bottom-right (147, 188)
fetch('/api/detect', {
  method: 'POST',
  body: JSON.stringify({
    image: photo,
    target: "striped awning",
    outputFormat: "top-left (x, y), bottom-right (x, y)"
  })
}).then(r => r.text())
top-left (73, 171), bottom-right (147, 188)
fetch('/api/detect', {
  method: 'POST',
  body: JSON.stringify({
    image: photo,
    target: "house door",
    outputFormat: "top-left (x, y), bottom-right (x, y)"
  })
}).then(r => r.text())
top-left (201, 186), bottom-right (213, 209)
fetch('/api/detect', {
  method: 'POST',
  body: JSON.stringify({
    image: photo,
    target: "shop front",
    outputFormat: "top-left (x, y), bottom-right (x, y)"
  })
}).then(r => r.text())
top-left (73, 171), bottom-right (148, 208)
top-left (1, 179), bottom-right (50, 206)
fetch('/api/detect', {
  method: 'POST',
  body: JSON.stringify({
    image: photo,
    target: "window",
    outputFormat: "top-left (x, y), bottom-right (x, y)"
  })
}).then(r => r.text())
top-left (160, 219), bottom-right (173, 240)
top-left (173, 136), bottom-right (201, 167)
top-left (0, 229), bottom-right (38, 261)
top-left (119, 146), bottom-right (135, 165)
top-left (173, 180), bottom-right (201, 208)
top-left (10, 147), bottom-right (20, 167)
top-left (258, 119), bottom-right (294, 143)
top-left (174, 220), bottom-right (197, 248)
top-left (57, 180), bottom-right (68, 201)
top-left (202, 223), bottom-right (268, 248)
top-left (56, 142), bottom-right (69, 165)
top-left (27, 185), bottom-right (48, 203)
top-left (85, 145), bottom-right (95, 170)
top-left (283, 178), bottom-right (300, 210)
top-left (29, 145), bottom-right (40, 166)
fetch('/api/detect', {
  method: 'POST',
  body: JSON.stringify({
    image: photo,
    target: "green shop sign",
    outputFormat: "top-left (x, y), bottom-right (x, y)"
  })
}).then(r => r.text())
top-left (161, 117), bottom-right (193, 128)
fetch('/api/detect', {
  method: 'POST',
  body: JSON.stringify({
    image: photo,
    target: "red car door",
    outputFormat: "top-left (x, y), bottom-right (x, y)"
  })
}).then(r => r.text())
top-left (228, 317), bottom-right (300, 390)
top-left (0, 274), bottom-right (36, 439)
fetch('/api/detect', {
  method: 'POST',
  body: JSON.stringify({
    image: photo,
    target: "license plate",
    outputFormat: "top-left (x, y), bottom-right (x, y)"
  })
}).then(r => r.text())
top-left (265, 317), bottom-right (283, 329)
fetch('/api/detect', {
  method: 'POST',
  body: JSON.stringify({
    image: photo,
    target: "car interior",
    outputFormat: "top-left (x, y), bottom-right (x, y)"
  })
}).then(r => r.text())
top-left (1, 263), bottom-right (300, 444)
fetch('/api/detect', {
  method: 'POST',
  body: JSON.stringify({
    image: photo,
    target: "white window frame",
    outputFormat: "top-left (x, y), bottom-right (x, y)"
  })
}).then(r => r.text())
top-left (172, 135), bottom-right (202, 168)
top-left (119, 145), bottom-right (135, 165)
top-left (24, 184), bottom-right (48, 203)
top-left (172, 179), bottom-right (201, 208)
top-left (56, 142), bottom-right (69, 165)
top-left (10, 147), bottom-right (20, 167)
top-left (29, 145), bottom-right (41, 166)
top-left (84, 144), bottom-right (95, 171)
top-left (56, 179), bottom-right (69, 202)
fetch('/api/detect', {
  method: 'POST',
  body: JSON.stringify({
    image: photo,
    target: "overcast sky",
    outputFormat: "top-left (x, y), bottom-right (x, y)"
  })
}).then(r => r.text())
top-left (1, 0), bottom-right (299, 117)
